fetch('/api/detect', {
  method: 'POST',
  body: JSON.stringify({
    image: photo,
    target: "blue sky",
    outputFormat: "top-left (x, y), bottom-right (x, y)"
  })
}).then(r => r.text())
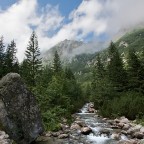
top-left (0, 0), bottom-right (82, 17)
top-left (39, 0), bottom-right (82, 16)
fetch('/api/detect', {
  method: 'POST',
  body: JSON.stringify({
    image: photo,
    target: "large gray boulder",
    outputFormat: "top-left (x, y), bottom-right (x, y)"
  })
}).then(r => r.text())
top-left (0, 73), bottom-right (44, 144)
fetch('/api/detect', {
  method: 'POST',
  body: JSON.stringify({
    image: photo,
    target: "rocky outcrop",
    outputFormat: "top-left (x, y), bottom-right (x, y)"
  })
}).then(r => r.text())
top-left (0, 73), bottom-right (44, 144)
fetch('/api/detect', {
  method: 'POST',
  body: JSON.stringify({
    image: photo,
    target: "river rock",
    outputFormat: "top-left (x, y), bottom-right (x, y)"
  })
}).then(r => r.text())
top-left (107, 120), bottom-right (114, 125)
top-left (118, 123), bottom-right (124, 128)
top-left (129, 139), bottom-right (139, 144)
top-left (58, 134), bottom-right (69, 139)
top-left (51, 131), bottom-right (63, 137)
top-left (140, 127), bottom-right (144, 134)
top-left (102, 118), bottom-right (108, 121)
top-left (70, 123), bottom-right (81, 130)
top-left (81, 127), bottom-right (92, 135)
top-left (139, 139), bottom-right (144, 144)
top-left (0, 73), bottom-right (43, 144)
top-left (75, 121), bottom-right (86, 127)
top-left (117, 140), bottom-right (136, 144)
top-left (120, 117), bottom-right (129, 124)
top-left (88, 108), bottom-right (95, 113)
top-left (127, 128), bottom-right (137, 135)
top-left (60, 123), bottom-right (69, 131)
top-left (121, 130), bottom-right (127, 135)
top-left (111, 133), bottom-right (121, 140)
top-left (123, 124), bottom-right (130, 130)
top-left (89, 102), bottom-right (94, 108)
top-left (133, 132), bottom-right (144, 139)
top-left (114, 118), bottom-right (120, 123)
top-left (133, 125), bottom-right (142, 131)
top-left (45, 132), bottom-right (52, 137)
top-left (111, 125), bottom-right (119, 129)
top-left (99, 128), bottom-right (111, 135)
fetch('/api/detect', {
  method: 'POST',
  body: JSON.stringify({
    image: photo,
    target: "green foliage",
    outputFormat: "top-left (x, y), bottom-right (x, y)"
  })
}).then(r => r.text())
top-left (33, 52), bottom-right (84, 131)
top-left (0, 36), bottom-right (5, 78)
top-left (116, 28), bottom-right (144, 53)
top-left (52, 50), bottom-right (62, 74)
top-left (89, 40), bottom-right (144, 122)
top-left (90, 54), bottom-right (115, 107)
top-left (100, 92), bottom-right (144, 120)
top-left (107, 42), bottom-right (128, 91)
top-left (41, 107), bottom-right (64, 131)
top-left (23, 31), bottom-right (42, 86)
top-left (5, 40), bottom-right (19, 73)
top-left (127, 48), bottom-right (144, 92)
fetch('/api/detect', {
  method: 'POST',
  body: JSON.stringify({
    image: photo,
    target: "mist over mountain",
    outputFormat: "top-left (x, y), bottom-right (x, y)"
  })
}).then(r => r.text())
top-left (42, 39), bottom-right (109, 63)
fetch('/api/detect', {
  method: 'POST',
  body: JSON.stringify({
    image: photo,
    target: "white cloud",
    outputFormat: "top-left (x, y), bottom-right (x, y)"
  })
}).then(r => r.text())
top-left (0, 0), bottom-right (144, 62)
top-left (0, 0), bottom-right (64, 62)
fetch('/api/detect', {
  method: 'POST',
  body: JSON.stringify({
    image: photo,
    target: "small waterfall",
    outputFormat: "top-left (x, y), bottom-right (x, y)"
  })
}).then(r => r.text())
top-left (80, 103), bottom-right (89, 113)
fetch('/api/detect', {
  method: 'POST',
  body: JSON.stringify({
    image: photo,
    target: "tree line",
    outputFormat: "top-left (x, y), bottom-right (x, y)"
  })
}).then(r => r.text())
top-left (0, 31), bottom-right (85, 131)
top-left (90, 42), bottom-right (144, 121)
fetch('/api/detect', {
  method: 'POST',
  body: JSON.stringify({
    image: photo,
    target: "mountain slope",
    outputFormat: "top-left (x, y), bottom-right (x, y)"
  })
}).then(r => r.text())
top-left (43, 39), bottom-right (83, 63)
top-left (42, 28), bottom-right (144, 83)
top-left (68, 28), bottom-right (144, 82)
top-left (116, 28), bottom-right (144, 53)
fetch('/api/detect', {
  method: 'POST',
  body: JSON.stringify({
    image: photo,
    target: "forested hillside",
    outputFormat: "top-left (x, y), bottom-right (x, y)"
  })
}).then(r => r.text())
top-left (1, 28), bottom-right (144, 133)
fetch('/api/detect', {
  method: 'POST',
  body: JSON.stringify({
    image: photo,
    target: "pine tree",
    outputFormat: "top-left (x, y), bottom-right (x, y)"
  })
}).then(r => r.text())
top-left (91, 54), bottom-right (114, 107)
top-left (107, 42), bottom-right (127, 91)
top-left (5, 40), bottom-right (19, 74)
top-left (127, 48), bottom-right (143, 92)
top-left (52, 51), bottom-right (62, 74)
top-left (20, 59), bottom-right (30, 82)
top-left (25, 31), bottom-right (42, 86)
top-left (0, 36), bottom-right (5, 78)
top-left (65, 67), bottom-right (75, 80)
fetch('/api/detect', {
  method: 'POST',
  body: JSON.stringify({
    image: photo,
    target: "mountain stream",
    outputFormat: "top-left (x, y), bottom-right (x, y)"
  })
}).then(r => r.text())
top-left (37, 103), bottom-right (128, 144)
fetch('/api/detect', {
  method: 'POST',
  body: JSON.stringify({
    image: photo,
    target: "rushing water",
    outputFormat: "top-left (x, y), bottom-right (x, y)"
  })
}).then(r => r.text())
top-left (36, 103), bottom-right (128, 144)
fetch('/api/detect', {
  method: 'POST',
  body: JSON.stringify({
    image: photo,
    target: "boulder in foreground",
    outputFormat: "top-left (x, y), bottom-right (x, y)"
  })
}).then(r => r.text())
top-left (0, 73), bottom-right (44, 144)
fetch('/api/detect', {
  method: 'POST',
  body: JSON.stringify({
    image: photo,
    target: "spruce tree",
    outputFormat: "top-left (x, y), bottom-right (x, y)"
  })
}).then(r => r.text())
top-left (5, 40), bottom-right (19, 74)
top-left (127, 48), bottom-right (143, 92)
top-left (91, 54), bottom-right (113, 107)
top-left (65, 67), bottom-right (75, 80)
top-left (0, 36), bottom-right (5, 78)
top-left (25, 31), bottom-right (42, 86)
top-left (107, 42), bottom-right (127, 92)
top-left (52, 51), bottom-right (62, 74)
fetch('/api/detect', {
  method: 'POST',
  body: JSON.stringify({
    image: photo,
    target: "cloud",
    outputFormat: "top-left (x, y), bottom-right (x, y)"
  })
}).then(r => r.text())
top-left (98, 0), bottom-right (144, 39)
top-left (0, 0), bottom-right (144, 62)
top-left (0, 0), bottom-right (64, 62)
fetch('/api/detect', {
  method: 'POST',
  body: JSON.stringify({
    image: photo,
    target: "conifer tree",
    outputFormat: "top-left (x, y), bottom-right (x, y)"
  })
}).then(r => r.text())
top-left (65, 67), bottom-right (75, 80)
top-left (107, 42), bottom-right (127, 91)
top-left (20, 59), bottom-right (29, 82)
top-left (0, 36), bottom-right (5, 78)
top-left (127, 48), bottom-right (143, 92)
top-left (52, 51), bottom-right (62, 74)
top-left (91, 54), bottom-right (113, 107)
top-left (25, 31), bottom-right (42, 86)
top-left (5, 40), bottom-right (19, 74)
